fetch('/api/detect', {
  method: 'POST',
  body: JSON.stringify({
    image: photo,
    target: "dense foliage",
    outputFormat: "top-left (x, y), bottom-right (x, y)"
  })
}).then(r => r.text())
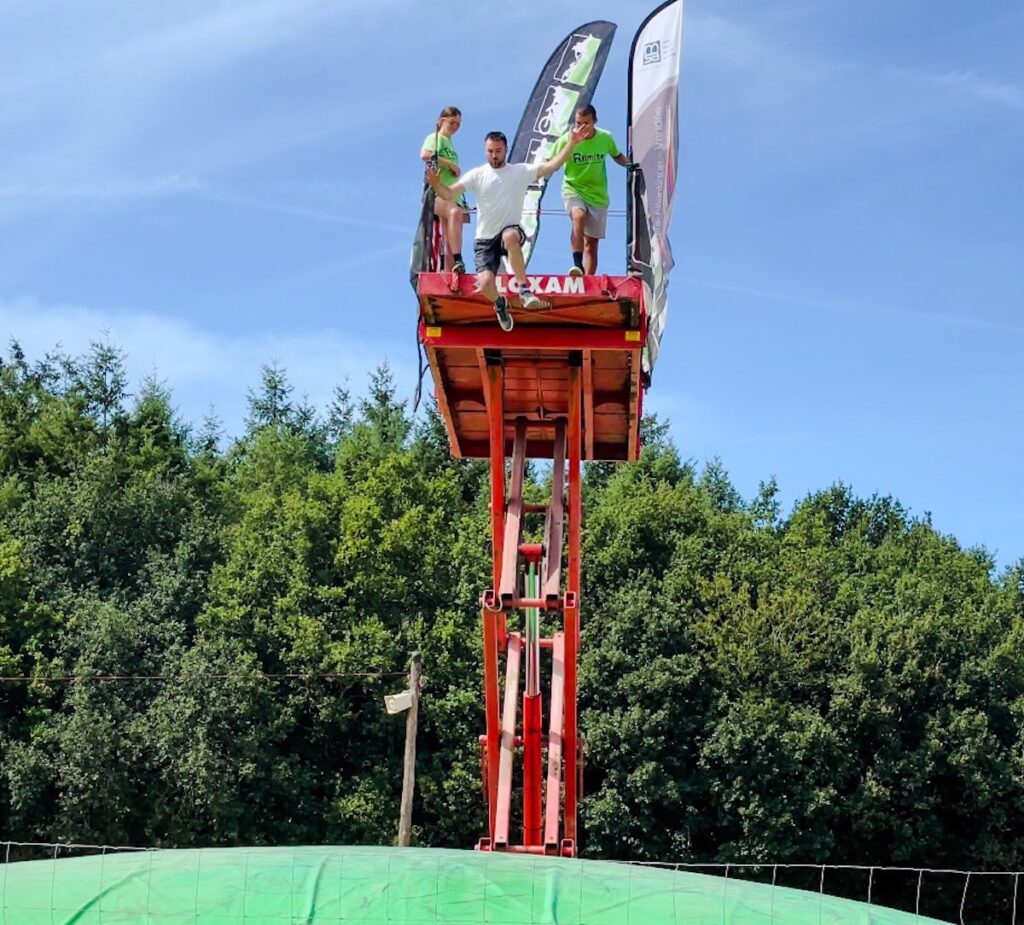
top-left (0, 341), bottom-right (1021, 875)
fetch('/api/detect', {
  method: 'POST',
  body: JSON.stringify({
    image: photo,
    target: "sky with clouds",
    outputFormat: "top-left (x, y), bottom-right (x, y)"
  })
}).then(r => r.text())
top-left (1, 0), bottom-right (1021, 568)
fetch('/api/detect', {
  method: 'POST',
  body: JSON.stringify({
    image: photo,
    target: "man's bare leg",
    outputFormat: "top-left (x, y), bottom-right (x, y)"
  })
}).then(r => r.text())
top-left (477, 269), bottom-right (498, 302)
top-left (583, 235), bottom-right (599, 275)
top-left (503, 228), bottom-right (548, 309)
top-left (478, 267), bottom-right (513, 332)
top-left (501, 228), bottom-right (530, 293)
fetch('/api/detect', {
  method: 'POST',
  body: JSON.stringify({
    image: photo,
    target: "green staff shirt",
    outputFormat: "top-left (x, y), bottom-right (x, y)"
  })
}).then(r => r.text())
top-left (422, 131), bottom-right (461, 189)
top-left (551, 127), bottom-right (621, 207)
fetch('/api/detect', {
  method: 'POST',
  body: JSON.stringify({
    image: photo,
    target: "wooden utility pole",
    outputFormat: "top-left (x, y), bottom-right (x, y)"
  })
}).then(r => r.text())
top-left (397, 652), bottom-right (421, 847)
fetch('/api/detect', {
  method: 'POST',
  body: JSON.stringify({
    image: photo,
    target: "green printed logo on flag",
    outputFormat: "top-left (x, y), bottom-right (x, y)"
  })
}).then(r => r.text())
top-left (534, 86), bottom-right (579, 137)
top-left (556, 34), bottom-right (602, 86)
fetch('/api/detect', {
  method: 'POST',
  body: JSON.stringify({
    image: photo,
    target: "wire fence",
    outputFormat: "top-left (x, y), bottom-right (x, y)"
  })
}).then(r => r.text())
top-left (610, 860), bottom-right (1023, 924)
top-left (0, 842), bottom-right (1020, 924)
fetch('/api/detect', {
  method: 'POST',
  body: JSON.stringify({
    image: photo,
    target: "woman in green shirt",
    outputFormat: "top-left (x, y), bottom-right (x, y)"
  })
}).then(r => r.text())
top-left (420, 106), bottom-right (468, 273)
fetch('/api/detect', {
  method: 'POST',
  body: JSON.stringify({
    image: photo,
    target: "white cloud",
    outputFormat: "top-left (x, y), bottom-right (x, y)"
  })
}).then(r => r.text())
top-left (0, 0), bottom-right (332, 101)
top-left (0, 175), bottom-right (203, 202)
top-left (0, 0), bottom-right (423, 184)
top-left (686, 11), bottom-right (848, 97)
top-left (894, 67), bottom-right (1024, 112)
top-left (680, 275), bottom-right (1024, 338)
top-left (0, 175), bottom-right (412, 234)
top-left (194, 188), bottom-right (411, 234)
top-left (672, 10), bottom-right (1024, 204)
top-left (0, 294), bottom-right (418, 433)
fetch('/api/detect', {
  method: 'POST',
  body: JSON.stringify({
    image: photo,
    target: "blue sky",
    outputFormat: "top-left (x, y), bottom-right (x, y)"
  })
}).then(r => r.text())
top-left (1, 1), bottom-right (1021, 569)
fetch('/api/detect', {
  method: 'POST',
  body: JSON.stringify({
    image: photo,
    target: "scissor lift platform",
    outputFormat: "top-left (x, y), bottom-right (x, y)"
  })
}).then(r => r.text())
top-left (416, 270), bottom-right (648, 856)
top-left (417, 273), bottom-right (646, 462)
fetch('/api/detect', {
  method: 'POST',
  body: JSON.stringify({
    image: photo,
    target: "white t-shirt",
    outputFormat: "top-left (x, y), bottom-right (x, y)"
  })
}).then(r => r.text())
top-left (458, 162), bottom-right (541, 240)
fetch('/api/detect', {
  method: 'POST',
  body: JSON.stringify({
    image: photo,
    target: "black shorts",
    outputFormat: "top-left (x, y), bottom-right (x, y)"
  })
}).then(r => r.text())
top-left (474, 224), bottom-right (527, 274)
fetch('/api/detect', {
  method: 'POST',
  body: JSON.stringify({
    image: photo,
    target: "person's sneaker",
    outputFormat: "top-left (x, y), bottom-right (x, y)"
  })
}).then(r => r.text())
top-left (493, 296), bottom-right (514, 332)
top-left (519, 291), bottom-right (549, 310)
top-left (568, 265), bottom-right (584, 277)
top-left (451, 259), bottom-right (465, 274)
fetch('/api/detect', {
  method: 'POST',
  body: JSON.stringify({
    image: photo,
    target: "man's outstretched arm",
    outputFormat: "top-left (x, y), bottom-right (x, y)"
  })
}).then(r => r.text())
top-left (426, 167), bottom-right (467, 201)
top-left (536, 123), bottom-right (594, 179)
top-left (613, 152), bottom-right (629, 167)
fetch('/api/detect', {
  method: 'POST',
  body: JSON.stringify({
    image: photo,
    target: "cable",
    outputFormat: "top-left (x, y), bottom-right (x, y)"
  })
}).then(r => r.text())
top-left (521, 208), bottom-right (629, 217)
top-left (451, 206), bottom-right (628, 218)
top-left (0, 670), bottom-right (407, 684)
top-left (412, 328), bottom-right (428, 414)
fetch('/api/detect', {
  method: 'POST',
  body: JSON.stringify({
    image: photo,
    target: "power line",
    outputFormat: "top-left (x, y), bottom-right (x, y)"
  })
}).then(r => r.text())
top-left (0, 670), bottom-right (407, 684)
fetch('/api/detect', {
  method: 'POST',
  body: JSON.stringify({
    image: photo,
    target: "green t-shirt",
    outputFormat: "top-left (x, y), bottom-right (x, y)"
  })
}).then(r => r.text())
top-left (552, 127), bottom-right (621, 207)
top-left (422, 131), bottom-right (461, 189)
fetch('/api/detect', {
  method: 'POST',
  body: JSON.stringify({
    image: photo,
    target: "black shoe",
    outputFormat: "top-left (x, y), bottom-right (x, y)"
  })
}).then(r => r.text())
top-left (452, 259), bottom-right (465, 274)
top-left (494, 297), bottom-right (513, 332)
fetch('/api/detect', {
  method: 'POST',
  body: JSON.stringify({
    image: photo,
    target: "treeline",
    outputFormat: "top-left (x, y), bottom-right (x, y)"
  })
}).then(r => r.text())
top-left (0, 341), bottom-right (1021, 872)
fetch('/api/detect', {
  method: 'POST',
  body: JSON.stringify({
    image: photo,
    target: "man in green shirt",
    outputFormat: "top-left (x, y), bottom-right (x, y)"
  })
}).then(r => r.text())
top-left (551, 104), bottom-right (629, 276)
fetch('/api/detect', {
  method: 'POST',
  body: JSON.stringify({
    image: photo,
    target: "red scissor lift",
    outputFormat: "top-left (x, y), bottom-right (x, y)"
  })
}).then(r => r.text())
top-left (416, 256), bottom-right (645, 856)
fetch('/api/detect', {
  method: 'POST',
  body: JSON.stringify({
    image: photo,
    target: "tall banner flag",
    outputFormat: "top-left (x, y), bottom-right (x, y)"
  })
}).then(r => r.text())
top-left (508, 21), bottom-right (617, 268)
top-left (409, 184), bottom-right (436, 292)
top-left (628, 0), bottom-right (684, 375)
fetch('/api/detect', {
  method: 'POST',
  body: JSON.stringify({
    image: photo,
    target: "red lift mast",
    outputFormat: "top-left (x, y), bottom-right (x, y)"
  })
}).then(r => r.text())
top-left (416, 261), bottom-right (645, 857)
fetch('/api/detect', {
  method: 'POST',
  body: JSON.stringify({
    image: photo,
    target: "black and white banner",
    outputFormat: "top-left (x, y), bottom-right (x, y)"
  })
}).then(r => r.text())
top-left (508, 21), bottom-right (617, 268)
top-left (628, 0), bottom-right (684, 374)
top-left (408, 184), bottom-right (436, 292)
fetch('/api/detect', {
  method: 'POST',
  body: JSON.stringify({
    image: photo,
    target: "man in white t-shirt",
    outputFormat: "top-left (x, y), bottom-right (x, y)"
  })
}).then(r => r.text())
top-left (427, 124), bottom-right (592, 331)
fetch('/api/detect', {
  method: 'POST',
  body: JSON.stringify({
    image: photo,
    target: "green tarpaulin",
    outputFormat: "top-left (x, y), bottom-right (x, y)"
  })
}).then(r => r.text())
top-left (0, 846), bottom-right (951, 924)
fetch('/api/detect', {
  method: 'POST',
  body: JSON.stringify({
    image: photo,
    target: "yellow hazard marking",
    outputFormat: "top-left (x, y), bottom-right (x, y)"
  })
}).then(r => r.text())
top-left (625, 330), bottom-right (641, 342)
top-left (425, 326), bottom-right (442, 338)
